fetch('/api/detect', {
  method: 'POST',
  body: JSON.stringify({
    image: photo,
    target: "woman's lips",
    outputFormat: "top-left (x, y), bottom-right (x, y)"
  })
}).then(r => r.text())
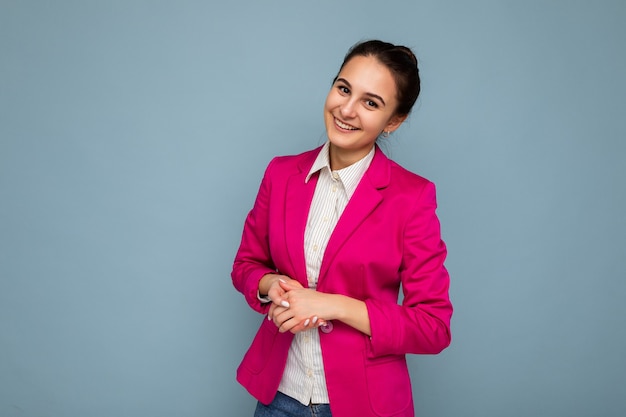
top-left (334, 117), bottom-right (359, 131)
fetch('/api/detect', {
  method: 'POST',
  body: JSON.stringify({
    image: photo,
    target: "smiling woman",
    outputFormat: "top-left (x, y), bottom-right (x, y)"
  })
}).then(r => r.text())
top-left (231, 39), bottom-right (452, 417)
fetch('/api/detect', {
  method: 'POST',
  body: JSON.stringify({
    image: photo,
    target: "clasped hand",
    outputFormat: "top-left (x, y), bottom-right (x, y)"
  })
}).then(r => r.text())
top-left (267, 277), bottom-right (329, 334)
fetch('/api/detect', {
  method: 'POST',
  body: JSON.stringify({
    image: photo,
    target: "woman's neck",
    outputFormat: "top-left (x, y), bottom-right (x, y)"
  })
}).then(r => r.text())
top-left (329, 143), bottom-right (374, 171)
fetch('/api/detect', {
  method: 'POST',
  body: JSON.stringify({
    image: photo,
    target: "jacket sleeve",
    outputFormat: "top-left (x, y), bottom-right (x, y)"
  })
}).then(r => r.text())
top-left (365, 181), bottom-right (452, 356)
top-left (231, 159), bottom-right (278, 314)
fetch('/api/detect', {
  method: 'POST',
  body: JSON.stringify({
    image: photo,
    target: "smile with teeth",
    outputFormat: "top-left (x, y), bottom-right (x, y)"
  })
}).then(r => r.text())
top-left (334, 118), bottom-right (359, 131)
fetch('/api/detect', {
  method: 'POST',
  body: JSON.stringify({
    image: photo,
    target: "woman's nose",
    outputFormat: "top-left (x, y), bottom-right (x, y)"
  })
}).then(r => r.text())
top-left (340, 99), bottom-right (356, 118)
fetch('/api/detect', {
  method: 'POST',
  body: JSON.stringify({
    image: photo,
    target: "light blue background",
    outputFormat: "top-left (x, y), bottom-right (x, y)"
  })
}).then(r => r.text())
top-left (1, 1), bottom-right (625, 416)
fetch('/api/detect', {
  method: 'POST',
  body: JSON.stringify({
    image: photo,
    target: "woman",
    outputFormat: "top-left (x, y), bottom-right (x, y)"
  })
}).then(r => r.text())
top-left (232, 40), bottom-right (452, 417)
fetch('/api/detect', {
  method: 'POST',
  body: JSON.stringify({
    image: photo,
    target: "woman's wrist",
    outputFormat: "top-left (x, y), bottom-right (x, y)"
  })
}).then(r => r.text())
top-left (332, 294), bottom-right (371, 336)
top-left (258, 273), bottom-right (280, 297)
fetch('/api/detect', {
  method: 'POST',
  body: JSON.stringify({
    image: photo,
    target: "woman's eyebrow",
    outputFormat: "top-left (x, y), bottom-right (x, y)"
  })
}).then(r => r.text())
top-left (336, 77), bottom-right (386, 107)
top-left (364, 92), bottom-right (385, 107)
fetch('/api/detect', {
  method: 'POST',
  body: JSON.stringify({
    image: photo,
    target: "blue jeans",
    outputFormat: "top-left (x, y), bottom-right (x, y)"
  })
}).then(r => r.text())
top-left (254, 391), bottom-right (332, 417)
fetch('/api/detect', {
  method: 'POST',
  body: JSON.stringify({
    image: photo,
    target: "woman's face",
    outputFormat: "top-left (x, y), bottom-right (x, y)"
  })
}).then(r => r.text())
top-left (324, 55), bottom-right (406, 169)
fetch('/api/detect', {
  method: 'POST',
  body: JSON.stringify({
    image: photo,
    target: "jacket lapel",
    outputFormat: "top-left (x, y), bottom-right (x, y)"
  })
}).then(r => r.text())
top-left (283, 150), bottom-right (319, 287)
top-left (318, 147), bottom-right (391, 282)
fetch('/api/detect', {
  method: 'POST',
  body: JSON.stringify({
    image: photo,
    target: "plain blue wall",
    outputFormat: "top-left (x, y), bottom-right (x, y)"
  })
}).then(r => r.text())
top-left (1, 1), bottom-right (625, 416)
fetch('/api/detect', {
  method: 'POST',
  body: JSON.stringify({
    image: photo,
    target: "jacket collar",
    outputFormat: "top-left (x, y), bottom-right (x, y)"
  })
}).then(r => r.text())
top-left (298, 144), bottom-right (391, 189)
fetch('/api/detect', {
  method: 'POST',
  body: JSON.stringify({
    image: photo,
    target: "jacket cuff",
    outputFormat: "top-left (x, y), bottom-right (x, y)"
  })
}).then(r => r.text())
top-left (365, 298), bottom-right (398, 357)
top-left (244, 268), bottom-right (275, 313)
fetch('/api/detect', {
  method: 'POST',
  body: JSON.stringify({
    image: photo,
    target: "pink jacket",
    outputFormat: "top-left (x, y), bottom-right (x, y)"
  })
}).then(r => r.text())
top-left (232, 146), bottom-right (452, 417)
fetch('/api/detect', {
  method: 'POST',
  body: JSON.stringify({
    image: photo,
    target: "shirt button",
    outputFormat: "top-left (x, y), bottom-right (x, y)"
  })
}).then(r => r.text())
top-left (313, 245), bottom-right (318, 252)
top-left (332, 187), bottom-right (337, 192)
top-left (307, 370), bottom-right (313, 377)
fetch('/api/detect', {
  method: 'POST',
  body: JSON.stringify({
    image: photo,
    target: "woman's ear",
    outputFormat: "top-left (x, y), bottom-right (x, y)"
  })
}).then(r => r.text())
top-left (385, 114), bottom-right (408, 133)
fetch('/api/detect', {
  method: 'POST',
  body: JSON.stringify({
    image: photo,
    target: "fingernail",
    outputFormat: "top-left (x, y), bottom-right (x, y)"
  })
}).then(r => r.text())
top-left (312, 316), bottom-right (318, 324)
top-left (304, 319), bottom-right (310, 326)
top-left (267, 314), bottom-right (272, 321)
top-left (281, 300), bottom-right (290, 308)
top-left (278, 278), bottom-right (286, 283)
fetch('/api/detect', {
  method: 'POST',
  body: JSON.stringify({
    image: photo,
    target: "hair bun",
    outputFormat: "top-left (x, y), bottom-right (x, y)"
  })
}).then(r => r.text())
top-left (395, 46), bottom-right (418, 66)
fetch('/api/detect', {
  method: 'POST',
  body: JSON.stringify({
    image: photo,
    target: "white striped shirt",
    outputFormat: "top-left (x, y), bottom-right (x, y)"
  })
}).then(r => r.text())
top-left (278, 142), bottom-right (375, 405)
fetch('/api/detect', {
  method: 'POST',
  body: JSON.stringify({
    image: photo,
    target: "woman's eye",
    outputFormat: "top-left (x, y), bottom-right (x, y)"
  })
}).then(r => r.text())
top-left (366, 100), bottom-right (378, 108)
top-left (338, 86), bottom-right (350, 94)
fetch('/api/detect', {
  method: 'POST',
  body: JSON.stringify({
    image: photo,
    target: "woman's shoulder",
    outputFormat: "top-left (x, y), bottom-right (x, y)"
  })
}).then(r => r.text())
top-left (265, 146), bottom-right (322, 174)
top-left (382, 158), bottom-right (439, 210)
top-left (373, 148), bottom-right (433, 189)
top-left (388, 158), bottom-right (432, 187)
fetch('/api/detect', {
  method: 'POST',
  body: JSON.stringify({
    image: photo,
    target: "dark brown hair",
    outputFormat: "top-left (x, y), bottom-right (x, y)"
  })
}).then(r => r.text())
top-left (334, 40), bottom-right (421, 117)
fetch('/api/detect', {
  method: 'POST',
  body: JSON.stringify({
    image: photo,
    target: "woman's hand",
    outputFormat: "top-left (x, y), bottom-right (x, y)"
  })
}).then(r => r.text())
top-left (258, 273), bottom-right (300, 307)
top-left (259, 274), bottom-right (309, 333)
top-left (271, 279), bottom-right (372, 336)
top-left (270, 280), bottom-right (330, 334)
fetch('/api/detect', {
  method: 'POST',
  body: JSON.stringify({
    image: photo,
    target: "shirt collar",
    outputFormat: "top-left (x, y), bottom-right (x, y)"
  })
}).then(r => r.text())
top-left (305, 141), bottom-right (376, 198)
